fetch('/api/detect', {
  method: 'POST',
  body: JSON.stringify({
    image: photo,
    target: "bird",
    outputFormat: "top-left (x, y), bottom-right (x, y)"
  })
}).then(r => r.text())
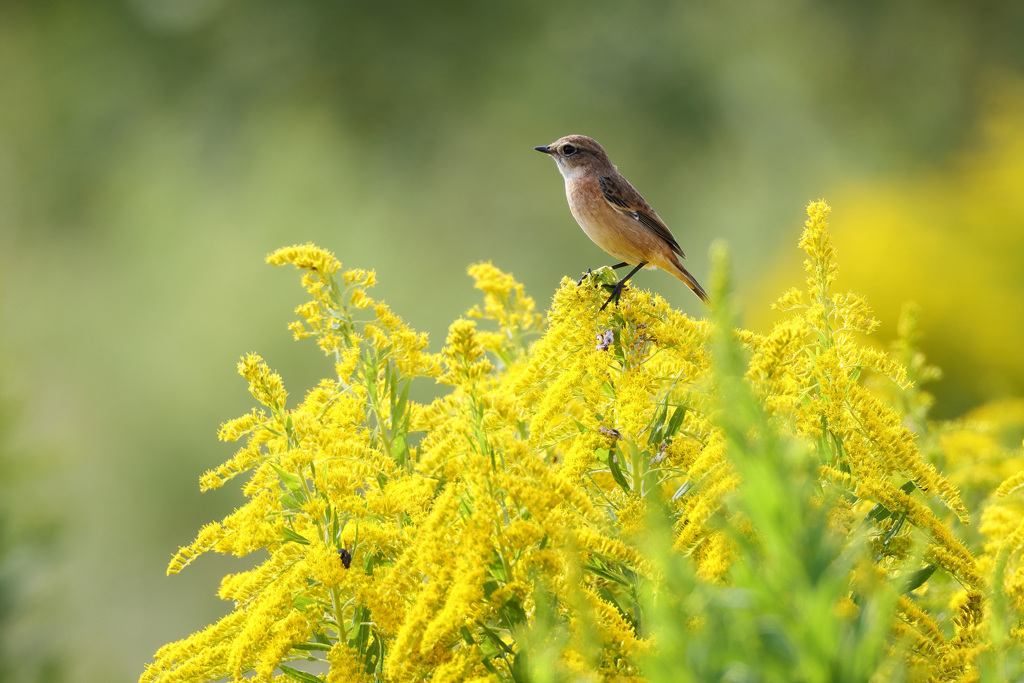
top-left (535, 135), bottom-right (709, 310)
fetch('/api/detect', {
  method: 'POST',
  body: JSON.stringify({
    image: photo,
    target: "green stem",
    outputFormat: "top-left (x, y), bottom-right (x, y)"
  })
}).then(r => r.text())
top-left (630, 440), bottom-right (644, 495)
top-left (330, 585), bottom-right (348, 642)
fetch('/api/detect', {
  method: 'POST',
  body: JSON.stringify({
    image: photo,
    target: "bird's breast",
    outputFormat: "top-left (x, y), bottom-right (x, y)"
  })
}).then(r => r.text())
top-left (564, 177), bottom-right (659, 265)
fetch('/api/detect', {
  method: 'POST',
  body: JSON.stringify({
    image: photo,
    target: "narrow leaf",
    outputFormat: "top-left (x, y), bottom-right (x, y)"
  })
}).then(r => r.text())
top-left (279, 664), bottom-right (324, 683)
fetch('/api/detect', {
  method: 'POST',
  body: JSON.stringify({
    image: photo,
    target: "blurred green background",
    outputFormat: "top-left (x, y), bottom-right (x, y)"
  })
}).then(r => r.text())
top-left (1, 1), bottom-right (1023, 680)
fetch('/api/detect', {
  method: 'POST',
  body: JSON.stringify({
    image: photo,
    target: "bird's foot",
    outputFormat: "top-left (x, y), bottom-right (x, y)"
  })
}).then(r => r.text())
top-left (576, 268), bottom-right (594, 286)
top-left (600, 282), bottom-right (627, 311)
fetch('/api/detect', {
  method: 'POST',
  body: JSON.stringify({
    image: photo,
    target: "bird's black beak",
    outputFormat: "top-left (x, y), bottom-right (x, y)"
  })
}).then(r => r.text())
top-left (534, 145), bottom-right (552, 154)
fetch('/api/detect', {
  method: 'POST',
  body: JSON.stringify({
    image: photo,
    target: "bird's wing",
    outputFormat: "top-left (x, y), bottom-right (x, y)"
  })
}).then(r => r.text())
top-left (599, 174), bottom-right (686, 259)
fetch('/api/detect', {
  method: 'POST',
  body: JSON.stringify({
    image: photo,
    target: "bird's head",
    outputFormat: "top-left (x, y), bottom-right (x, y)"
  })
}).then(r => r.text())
top-left (534, 135), bottom-right (613, 179)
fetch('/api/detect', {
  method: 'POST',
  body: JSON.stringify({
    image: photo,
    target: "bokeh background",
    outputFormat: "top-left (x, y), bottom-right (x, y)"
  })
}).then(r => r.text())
top-left (1, 1), bottom-right (1023, 680)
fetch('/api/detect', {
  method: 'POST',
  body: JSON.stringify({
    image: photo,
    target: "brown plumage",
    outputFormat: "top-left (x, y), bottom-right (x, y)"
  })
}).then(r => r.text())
top-left (535, 134), bottom-right (708, 308)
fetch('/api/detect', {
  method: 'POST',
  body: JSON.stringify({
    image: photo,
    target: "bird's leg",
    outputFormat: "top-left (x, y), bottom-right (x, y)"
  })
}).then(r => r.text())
top-left (601, 262), bottom-right (647, 311)
top-left (577, 262), bottom-right (629, 286)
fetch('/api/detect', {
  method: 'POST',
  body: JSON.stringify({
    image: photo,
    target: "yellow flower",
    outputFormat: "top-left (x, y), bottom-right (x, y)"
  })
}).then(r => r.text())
top-left (266, 243), bottom-right (341, 274)
top-left (439, 318), bottom-right (493, 387)
top-left (342, 267), bottom-right (376, 287)
top-left (466, 262), bottom-right (544, 361)
top-left (238, 353), bottom-right (288, 412)
top-left (798, 200), bottom-right (838, 303)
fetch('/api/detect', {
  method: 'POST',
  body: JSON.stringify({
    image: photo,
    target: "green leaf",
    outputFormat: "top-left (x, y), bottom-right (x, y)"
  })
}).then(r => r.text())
top-left (606, 448), bottom-right (632, 493)
top-left (271, 463), bottom-right (305, 493)
top-left (475, 620), bottom-right (515, 655)
top-left (670, 481), bottom-right (692, 501)
top-left (278, 663), bottom-right (324, 682)
top-left (648, 402), bottom-right (669, 446)
top-left (391, 432), bottom-right (408, 464)
top-left (472, 423), bottom-right (491, 463)
top-left (387, 363), bottom-right (398, 410)
top-left (595, 446), bottom-right (631, 492)
top-left (499, 595), bottom-right (529, 627)
top-left (480, 656), bottom-right (502, 676)
top-left (293, 642), bottom-right (332, 652)
top-left (601, 381), bottom-right (616, 399)
top-left (902, 564), bottom-right (937, 594)
top-left (363, 357), bottom-right (378, 406)
top-left (664, 405), bottom-right (688, 440)
top-left (584, 561), bottom-right (624, 585)
top-left (392, 377), bottom-right (411, 424)
top-left (865, 502), bottom-right (892, 523)
top-left (292, 595), bottom-right (322, 612)
top-left (352, 613), bottom-right (371, 653)
top-left (360, 553), bottom-right (375, 575)
top-left (280, 493), bottom-right (306, 510)
top-left (282, 528), bottom-right (311, 545)
top-left (363, 635), bottom-right (384, 675)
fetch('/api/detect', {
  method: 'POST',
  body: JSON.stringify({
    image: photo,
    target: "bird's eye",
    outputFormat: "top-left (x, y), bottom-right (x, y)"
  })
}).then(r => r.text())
top-left (562, 144), bottom-right (578, 156)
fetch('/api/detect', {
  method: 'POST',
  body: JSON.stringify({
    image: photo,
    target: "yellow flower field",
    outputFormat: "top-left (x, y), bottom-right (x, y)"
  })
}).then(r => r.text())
top-left (142, 202), bottom-right (1024, 683)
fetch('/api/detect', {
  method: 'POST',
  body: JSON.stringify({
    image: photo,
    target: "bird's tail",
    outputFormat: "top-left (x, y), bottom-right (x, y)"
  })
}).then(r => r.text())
top-left (667, 254), bottom-right (710, 305)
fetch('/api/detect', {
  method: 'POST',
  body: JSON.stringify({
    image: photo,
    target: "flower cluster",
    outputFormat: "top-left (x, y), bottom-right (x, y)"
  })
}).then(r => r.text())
top-left (142, 202), bottom-right (1023, 682)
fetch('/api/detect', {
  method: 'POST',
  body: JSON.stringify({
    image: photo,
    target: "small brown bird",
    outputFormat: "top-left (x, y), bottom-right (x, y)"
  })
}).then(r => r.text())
top-left (535, 135), bottom-right (708, 309)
